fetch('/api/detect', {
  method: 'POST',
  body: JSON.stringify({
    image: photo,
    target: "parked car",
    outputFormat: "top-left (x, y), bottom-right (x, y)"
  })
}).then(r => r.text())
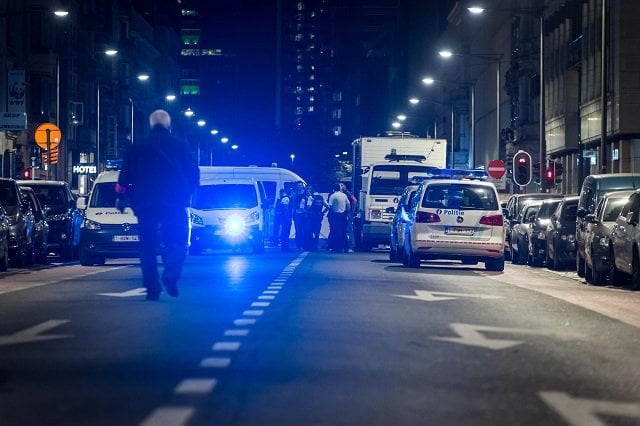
top-left (608, 189), bottom-right (640, 289)
top-left (0, 205), bottom-right (10, 271)
top-left (0, 178), bottom-right (34, 267)
top-left (402, 179), bottom-right (504, 271)
top-left (583, 190), bottom-right (634, 284)
top-left (576, 173), bottom-right (639, 277)
top-left (503, 193), bottom-right (563, 260)
top-left (526, 198), bottom-right (562, 266)
top-left (18, 180), bottom-right (81, 260)
top-left (389, 184), bottom-right (419, 262)
top-left (510, 201), bottom-right (542, 265)
top-left (19, 186), bottom-right (49, 264)
top-left (545, 196), bottom-right (579, 270)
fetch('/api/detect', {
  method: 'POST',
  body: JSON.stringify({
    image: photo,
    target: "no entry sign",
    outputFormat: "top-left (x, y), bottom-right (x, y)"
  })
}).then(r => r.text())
top-left (487, 159), bottom-right (506, 179)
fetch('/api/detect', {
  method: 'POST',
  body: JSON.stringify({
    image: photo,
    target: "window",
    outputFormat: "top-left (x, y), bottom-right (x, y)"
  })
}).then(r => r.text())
top-left (193, 184), bottom-right (258, 210)
top-left (421, 184), bottom-right (499, 211)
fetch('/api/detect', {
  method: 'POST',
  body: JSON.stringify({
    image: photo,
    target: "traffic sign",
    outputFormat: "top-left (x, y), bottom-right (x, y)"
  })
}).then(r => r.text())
top-left (0, 112), bottom-right (27, 131)
top-left (34, 123), bottom-right (61, 149)
top-left (487, 159), bottom-right (506, 179)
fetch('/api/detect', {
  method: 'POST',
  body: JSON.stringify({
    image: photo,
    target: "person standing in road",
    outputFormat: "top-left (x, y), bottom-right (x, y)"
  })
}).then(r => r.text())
top-left (340, 183), bottom-right (358, 252)
top-left (279, 189), bottom-right (293, 252)
top-left (305, 185), bottom-right (327, 251)
top-left (291, 181), bottom-right (308, 251)
top-left (117, 109), bottom-right (199, 301)
top-left (327, 183), bottom-right (350, 252)
top-left (271, 189), bottom-right (287, 247)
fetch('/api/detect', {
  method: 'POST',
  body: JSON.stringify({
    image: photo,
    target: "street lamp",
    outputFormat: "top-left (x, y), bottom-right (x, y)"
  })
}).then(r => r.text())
top-left (421, 77), bottom-right (475, 168)
top-left (438, 49), bottom-right (502, 168)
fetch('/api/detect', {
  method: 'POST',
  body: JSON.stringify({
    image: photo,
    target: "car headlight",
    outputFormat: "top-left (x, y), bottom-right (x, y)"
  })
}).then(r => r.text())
top-left (47, 213), bottom-right (69, 222)
top-left (245, 210), bottom-right (260, 224)
top-left (598, 236), bottom-right (609, 247)
top-left (82, 218), bottom-right (101, 230)
top-left (537, 231), bottom-right (546, 240)
top-left (224, 214), bottom-right (245, 236)
top-left (190, 212), bottom-right (204, 226)
top-left (560, 233), bottom-right (575, 242)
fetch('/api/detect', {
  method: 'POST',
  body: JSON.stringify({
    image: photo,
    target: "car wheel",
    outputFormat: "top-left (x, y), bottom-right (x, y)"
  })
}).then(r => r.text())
top-left (510, 241), bottom-right (519, 264)
top-left (631, 250), bottom-right (640, 290)
top-left (485, 257), bottom-right (504, 272)
top-left (608, 246), bottom-right (625, 286)
top-left (79, 249), bottom-right (95, 266)
top-left (389, 241), bottom-right (397, 261)
top-left (61, 242), bottom-right (74, 261)
top-left (0, 241), bottom-right (8, 272)
top-left (576, 252), bottom-right (585, 278)
top-left (25, 241), bottom-right (35, 266)
top-left (407, 247), bottom-right (420, 268)
top-left (588, 251), bottom-right (605, 285)
top-left (515, 239), bottom-right (527, 265)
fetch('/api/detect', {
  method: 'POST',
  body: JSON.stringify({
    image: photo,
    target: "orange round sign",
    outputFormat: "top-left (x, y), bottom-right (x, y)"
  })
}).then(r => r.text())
top-left (35, 123), bottom-right (62, 149)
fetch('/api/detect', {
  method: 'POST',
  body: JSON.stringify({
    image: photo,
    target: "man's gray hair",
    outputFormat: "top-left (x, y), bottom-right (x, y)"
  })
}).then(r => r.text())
top-left (149, 109), bottom-right (171, 129)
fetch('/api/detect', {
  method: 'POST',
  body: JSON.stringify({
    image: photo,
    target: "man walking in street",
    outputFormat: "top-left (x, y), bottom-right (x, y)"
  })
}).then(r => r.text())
top-left (117, 109), bottom-right (200, 301)
top-left (327, 182), bottom-right (350, 252)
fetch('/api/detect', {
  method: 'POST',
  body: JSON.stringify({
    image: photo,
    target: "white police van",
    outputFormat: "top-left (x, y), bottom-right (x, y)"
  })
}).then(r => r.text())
top-left (76, 171), bottom-right (140, 265)
top-left (189, 177), bottom-right (264, 254)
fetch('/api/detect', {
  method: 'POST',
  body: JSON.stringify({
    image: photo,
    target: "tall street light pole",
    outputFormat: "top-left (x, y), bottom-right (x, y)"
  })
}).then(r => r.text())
top-left (422, 77), bottom-right (476, 169)
top-left (438, 49), bottom-right (501, 168)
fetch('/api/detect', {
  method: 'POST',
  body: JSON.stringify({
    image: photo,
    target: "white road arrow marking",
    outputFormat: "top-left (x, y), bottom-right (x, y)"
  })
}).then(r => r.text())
top-left (0, 320), bottom-right (72, 346)
top-left (539, 391), bottom-right (640, 426)
top-left (395, 290), bottom-right (504, 302)
top-left (98, 288), bottom-right (147, 297)
top-left (432, 323), bottom-right (565, 350)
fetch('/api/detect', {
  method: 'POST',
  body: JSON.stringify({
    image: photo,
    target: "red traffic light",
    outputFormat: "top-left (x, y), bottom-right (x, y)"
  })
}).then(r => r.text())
top-left (518, 157), bottom-right (527, 164)
top-left (22, 168), bottom-right (31, 180)
top-left (546, 168), bottom-right (554, 180)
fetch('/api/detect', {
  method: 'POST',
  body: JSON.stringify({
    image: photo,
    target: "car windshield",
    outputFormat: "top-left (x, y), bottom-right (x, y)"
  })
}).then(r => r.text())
top-left (538, 201), bottom-right (561, 218)
top-left (193, 184), bottom-right (258, 209)
top-left (90, 182), bottom-right (118, 208)
top-left (522, 205), bottom-right (540, 222)
top-left (370, 165), bottom-right (433, 196)
top-left (603, 197), bottom-right (629, 221)
top-left (421, 184), bottom-right (498, 210)
top-left (562, 203), bottom-right (578, 221)
top-left (31, 186), bottom-right (67, 208)
top-left (0, 182), bottom-right (18, 206)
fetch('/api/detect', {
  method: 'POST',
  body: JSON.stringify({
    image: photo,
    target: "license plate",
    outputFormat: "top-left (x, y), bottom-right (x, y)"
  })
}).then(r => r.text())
top-left (113, 235), bottom-right (139, 242)
top-left (445, 226), bottom-right (475, 236)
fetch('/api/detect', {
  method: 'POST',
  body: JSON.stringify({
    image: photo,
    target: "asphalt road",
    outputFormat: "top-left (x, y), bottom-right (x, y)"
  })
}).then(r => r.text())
top-left (0, 249), bottom-right (639, 425)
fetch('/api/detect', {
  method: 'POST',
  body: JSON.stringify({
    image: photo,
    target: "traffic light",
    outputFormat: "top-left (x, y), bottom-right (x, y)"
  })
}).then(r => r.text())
top-left (512, 151), bottom-right (532, 186)
top-left (545, 167), bottom-right (555, 185)
top-left (22, 168), bottom-right (31, 180)
top-left (42, 147), bottom-right (59, 165)
top-left (555, 162), bottom-right (564, 184)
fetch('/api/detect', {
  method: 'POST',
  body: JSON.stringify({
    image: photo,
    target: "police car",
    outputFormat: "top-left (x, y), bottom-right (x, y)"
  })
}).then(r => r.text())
top-left (402, 179), bottom-right (505, 271)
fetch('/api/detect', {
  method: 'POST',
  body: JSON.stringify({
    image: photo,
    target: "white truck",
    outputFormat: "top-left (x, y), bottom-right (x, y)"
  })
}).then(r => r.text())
top-left (352, 134), bottom-right (447, 250)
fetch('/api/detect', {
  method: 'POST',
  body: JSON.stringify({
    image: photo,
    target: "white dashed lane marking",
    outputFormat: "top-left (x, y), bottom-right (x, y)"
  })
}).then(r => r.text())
top-left (140, 252), bottom-right (308, 426)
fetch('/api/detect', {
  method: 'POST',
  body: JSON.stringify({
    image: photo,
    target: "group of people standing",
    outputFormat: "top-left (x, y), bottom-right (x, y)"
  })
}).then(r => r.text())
top-left (271, 181), bottom-right (357, 253)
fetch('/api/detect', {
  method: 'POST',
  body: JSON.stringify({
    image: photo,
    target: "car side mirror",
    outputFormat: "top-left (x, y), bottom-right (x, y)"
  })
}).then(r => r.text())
top-left (584, 213), bottom-right (596, 223)
top-left (627, 211), bottom-right (639, 226)
top-left (502, 208), bottom-right (509, 217)
top-left (76, 197), bottom-right (87, 210)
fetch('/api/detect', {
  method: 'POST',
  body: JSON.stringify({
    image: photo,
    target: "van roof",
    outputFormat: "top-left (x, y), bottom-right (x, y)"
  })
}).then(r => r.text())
top-left (93, 170), bottom-right (120, 182)
top-left (199, 166), bottom-right (305, 182)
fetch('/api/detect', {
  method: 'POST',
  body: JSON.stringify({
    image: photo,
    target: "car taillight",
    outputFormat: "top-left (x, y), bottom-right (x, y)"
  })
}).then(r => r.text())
top-left (415, 212), bottom-right (441, 223)
top-left (479, 214), bottom-right (503, 226)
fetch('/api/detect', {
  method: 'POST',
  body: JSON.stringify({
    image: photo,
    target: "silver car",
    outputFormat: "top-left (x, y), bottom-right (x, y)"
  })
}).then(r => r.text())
top-left (389, 184), bottom-right (419, 262)
top-left (584, 190), bottom-right (634, 285)
top-left (609, 189), bottom-right (640, 289)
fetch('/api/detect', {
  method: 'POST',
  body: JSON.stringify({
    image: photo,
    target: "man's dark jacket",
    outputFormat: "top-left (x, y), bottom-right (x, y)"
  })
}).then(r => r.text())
top-left (118, 125), bottom-right (199, 214)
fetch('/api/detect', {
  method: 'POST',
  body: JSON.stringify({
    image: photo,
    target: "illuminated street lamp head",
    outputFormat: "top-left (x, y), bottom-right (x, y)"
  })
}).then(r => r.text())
top-left (220, 137), bottom-right (229, 143)
top-left (104, 49), bottom-right (118, 56)
top-left (391, 121), bottom-right (402, 129)
top-left (231, 144), bottom-right (239, 150)
top-left (184, 108), bottom-right (194, 117)
top-left (438, 50), bottom-right (453, 58)
top-left (397, 114), bottom-right (407, 121)
top-left (290, 153), bottom-right (295, 161)
top-left (165, 94), bottom-right (176, 102)
top-left (468, 6), bottom-right (485, 14)
top-left (53, 10), bottom-right (69, 17)
top-left (409, 98), bottom-right (420, 105)
top-left (210, 129), bottom-right (219, 135)
top-left (422, 77), bottom-right (435, 85)
top-left (137, 73), bottom-right (150, 81)
top-left (197, 119), bottom-right (206, 127)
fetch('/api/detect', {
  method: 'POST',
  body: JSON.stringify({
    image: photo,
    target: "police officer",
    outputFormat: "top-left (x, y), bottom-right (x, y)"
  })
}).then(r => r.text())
top-left (305, 185), bottom-right (327, 251)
